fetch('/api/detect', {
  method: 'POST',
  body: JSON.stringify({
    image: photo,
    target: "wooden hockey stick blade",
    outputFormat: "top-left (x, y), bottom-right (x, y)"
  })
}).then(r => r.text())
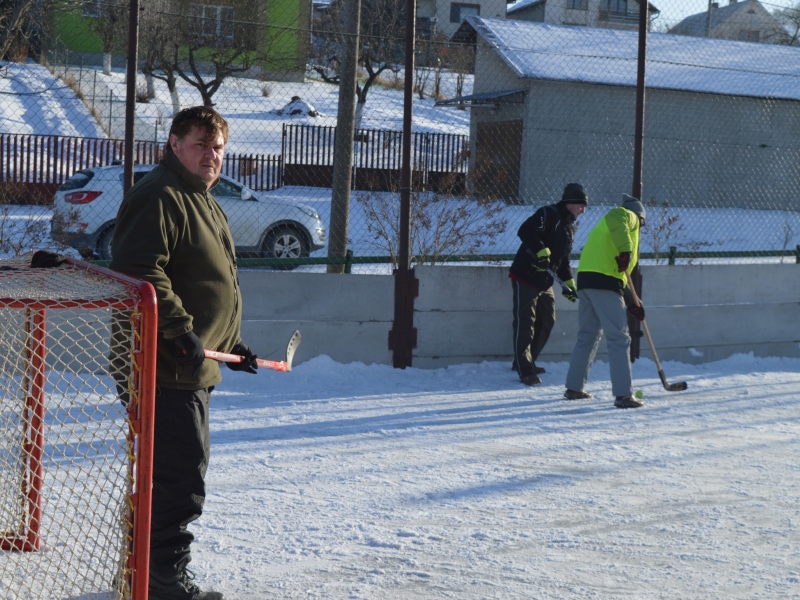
top-left (204, 330), bottom-right (302, 373)
top-left (659, 370), bottom-right (688, 392)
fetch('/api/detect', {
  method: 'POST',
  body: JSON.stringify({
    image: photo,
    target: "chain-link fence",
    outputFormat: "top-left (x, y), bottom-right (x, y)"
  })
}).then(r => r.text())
top-left (1, 0), bottom-right (799, 273)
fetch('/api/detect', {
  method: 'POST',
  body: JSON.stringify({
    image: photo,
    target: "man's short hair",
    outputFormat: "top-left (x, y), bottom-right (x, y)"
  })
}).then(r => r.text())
top-left (169, 106), bottom-right (229, 144)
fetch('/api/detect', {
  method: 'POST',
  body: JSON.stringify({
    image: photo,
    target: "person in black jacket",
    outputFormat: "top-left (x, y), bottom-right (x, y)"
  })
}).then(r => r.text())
top-left (509, 183), bottom-right (588, 385)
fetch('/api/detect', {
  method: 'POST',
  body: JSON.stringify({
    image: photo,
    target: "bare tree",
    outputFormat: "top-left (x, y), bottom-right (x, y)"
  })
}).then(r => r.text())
top-left (172, 1), bottom-right (281, 108)
top-left (448, 41), bottom-right (474, 110)
top-left (139, 0), bottom-right (182, 112)
top-left (773, 5), bottom-right (800, 45)
top-left (0, 0), bottom-right (55, 66)
top-left (313, 0), bottom-right (404, 129)
top-left (357, 186), bottom-right (508, 268)
top-left (85, 0), bottom-right (129, 75)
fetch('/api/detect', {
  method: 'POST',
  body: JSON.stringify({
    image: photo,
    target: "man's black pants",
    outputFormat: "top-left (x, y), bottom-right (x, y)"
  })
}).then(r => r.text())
top-left (512, 280), bottom-right (556, 378)
top-left (149, 386), bottom-right (213, 582)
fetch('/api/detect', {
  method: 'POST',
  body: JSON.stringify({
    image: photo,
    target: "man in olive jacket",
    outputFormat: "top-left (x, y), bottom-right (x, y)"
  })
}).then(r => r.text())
top-left (111, 107), bottom-right (257, 600)
top-left (509, 183), bottom-right (587, 385)
top-left (564, 194), bottom-right (647, 409)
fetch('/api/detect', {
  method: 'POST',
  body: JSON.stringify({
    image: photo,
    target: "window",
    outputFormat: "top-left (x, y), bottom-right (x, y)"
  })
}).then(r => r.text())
top-left (567, 0), bottom-right (588, 9)
top-left (210, 177), bottom-right (242, 198)
top-left (190, 4), bottom-right (235, 45)
top-left (738, 29), bottom-right (760, 42)
top-left (450, 3), bottom-right (480, 24)
top-left (606, 0), bottom-right (627, 13)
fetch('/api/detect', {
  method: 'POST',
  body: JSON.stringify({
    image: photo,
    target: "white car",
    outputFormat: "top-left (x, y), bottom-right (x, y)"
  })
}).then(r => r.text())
top-left (50, 164), bottom-right (326, 268)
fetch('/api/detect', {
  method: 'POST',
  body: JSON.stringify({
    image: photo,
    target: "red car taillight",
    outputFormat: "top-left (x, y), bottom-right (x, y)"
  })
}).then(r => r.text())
top-left (65, 191), bottom-right (102, 204)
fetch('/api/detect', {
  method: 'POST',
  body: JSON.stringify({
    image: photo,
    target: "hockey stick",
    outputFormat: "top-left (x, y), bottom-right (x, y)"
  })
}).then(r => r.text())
top-left (205, 330), bottom-right (302, 373)
top-left (546, 268), bottom-right (574, 296)
top-left (623, 273), bottom-right (687, 392)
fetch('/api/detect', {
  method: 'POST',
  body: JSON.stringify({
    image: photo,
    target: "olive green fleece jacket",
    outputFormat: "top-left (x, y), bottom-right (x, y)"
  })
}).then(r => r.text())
top-left (110, 149), bottom-right (242, 389)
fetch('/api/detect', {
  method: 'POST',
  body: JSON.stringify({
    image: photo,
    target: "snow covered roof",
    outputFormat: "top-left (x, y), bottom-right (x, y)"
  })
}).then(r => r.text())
top-left (460, 16), bottom-right (800, 102)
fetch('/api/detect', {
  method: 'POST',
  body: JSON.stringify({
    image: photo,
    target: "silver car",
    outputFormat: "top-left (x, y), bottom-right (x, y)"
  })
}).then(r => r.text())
top-left (50, 164), bottom-right (326, 269)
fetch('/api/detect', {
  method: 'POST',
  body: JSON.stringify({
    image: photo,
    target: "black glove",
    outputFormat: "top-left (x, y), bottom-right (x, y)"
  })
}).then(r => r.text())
top-left (168, 331), bottom-right (205, 376)
top-left (615, 252), bottom-right (631, 273)
top-left (227, 342), bottom-right (258, 374)
top-left (31, 250), bottom-right (66, 268)
top-left (627, 304), bottom-right (645, 321)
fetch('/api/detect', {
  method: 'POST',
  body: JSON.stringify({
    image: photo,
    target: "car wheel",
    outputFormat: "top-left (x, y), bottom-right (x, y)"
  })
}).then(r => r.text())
top-left (96, 226), bottom-right (115, 261)
top-left (262, 226), bottom-right (309, 270)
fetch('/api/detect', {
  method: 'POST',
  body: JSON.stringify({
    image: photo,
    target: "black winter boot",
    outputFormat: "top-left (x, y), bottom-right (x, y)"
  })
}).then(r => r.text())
top-left (614, 395), bottom-right (644, 409)
top-left (149, 569), bottom-right (225, 600)
top-left (520, 374), bottom-right (542, 386)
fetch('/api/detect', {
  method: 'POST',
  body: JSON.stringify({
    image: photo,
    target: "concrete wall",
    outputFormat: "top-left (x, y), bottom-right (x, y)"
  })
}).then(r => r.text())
top-left (238, 264), bottom-right (800, 369)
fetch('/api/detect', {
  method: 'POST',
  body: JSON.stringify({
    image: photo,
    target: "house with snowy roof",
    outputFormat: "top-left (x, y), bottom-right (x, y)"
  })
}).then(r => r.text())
top-left (507, 0), bottom-right (660, 32)
top-left (669, 0), bottom-right (789, 44)
top-left (444, 16), bottom-right (800, 208)
top-left (416, 0), bottom-right (509, 39)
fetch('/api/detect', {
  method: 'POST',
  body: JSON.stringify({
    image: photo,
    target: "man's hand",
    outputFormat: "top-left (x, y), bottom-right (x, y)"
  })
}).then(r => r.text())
top-left (615, 252), bottom-right (631, 273)
top-left (533, 247), bottom-right (551, 271)
top-left (227, 342), bottom-right (258, 374)
top-left (562, 278), bottom-right (578, 302)
top-left (168, 331), bottom-right (205, 376)
top-left (627, 304), bottom-right (645, 321)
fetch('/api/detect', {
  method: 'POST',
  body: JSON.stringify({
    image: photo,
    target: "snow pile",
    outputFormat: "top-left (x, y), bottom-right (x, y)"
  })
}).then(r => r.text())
top-left (277, 96), bottom-right (320, 117)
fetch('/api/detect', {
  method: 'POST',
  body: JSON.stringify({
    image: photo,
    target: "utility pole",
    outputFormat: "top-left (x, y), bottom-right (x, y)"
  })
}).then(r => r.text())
top-left (327, 0), bottom-right (361, 274)
top-left (630, 0), bottom-right (649, 361)
top-left (126, 0), bottom-right (139, 192)
top-left (389, 0), bottom-right (418, 368)
top-left (124, 0), bottom-right (141, 194)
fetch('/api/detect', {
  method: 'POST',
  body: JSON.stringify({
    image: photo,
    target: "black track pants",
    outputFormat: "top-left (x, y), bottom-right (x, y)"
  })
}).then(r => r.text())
top-left (149, 386), bottom-right (213, 582)
top-left (512, 280), bottom-right (556, 378)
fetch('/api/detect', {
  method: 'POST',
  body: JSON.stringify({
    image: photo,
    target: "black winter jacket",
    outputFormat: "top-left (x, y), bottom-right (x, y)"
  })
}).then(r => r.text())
top-left (509, 201), bottom-right (577, 290)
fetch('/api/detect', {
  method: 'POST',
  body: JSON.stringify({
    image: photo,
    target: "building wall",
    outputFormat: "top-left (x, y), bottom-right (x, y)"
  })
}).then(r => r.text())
top-left (436, 0), bottom-right (508, 39)
top-left (508, 0), bottom-right (647, 30)
top-left (237, 264), bottom-right (800, 369)
top-left (711, 1), bottom-right (789, 43)
top-left (507, 2), bottom-right (546, 22)
top-left (469, 72), bottom-right (800, 209)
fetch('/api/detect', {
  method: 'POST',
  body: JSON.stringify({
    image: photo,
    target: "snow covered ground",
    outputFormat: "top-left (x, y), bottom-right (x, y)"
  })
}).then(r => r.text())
top-left (185, 353), bottom-right (800, 598)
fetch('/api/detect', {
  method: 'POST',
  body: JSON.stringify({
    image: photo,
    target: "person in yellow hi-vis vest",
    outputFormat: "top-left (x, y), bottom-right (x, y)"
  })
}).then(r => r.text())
top-left (564, 194), bottom-right (647, 409)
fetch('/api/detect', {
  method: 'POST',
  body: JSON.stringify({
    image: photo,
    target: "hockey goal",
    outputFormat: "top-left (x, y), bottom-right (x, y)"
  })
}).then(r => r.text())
top-left (0, 255), bottom-right (157, 600)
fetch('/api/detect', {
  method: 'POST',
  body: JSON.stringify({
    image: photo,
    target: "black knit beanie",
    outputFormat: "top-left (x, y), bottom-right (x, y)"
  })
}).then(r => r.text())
top-left (561, 183), bottom-right (588, 205)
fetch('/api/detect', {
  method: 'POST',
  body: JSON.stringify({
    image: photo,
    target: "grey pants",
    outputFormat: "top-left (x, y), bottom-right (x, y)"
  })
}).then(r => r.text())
top-left (565, 288), bottom-right (633, 397)
top-left (512, 280), bottom-right (555, 378)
